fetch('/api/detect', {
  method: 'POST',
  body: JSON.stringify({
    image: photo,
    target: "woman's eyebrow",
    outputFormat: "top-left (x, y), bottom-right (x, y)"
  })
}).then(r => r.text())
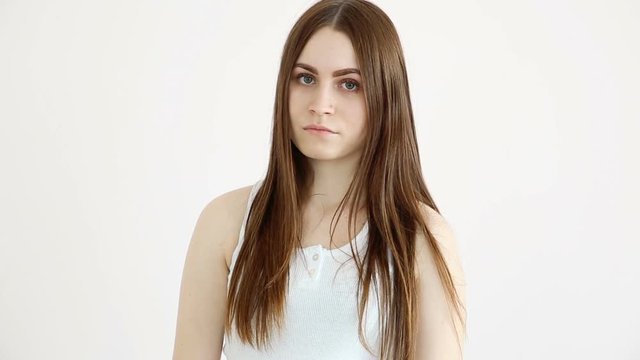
top-left (294, 63), bottom-right (361, 77)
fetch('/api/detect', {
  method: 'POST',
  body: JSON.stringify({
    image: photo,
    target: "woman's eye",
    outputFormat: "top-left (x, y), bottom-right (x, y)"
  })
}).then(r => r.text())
top-left (297, 73), bottom-right (314, 85)
top-left (341, 80), bottom-right (359, 92)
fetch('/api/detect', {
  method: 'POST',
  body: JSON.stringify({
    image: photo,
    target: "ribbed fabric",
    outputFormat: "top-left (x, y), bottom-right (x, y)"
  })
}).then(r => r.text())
top-left (223, 179), bottom-right (381, 360)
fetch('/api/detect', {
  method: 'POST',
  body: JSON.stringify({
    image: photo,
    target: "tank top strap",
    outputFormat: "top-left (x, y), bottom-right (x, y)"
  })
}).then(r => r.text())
top-left (229, 178), bottom-right (264, 274)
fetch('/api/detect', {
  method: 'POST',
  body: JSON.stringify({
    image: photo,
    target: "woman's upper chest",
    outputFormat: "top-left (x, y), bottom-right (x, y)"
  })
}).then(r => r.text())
top-left (299, 204), bottom-right (368, 250)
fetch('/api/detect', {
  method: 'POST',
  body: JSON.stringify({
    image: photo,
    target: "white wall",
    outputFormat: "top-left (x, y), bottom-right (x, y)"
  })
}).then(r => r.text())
top-left (0, 0), bottom-right (638, 359)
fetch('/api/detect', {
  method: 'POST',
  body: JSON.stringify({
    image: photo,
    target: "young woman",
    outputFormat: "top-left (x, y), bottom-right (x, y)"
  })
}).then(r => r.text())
top-left (173, 1), bottom-right (467, 359)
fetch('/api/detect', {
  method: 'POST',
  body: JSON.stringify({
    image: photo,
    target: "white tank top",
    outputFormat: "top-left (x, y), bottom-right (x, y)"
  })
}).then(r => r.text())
top-left (223, 179), bottom-right (382, 359)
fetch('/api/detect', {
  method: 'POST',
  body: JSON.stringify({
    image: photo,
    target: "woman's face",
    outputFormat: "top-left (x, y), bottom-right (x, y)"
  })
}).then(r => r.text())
top-left (288, 27), bottom-right (367, 162)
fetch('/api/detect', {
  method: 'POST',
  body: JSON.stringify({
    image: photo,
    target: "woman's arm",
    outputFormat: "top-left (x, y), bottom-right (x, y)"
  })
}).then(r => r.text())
top-left (172, 193), bottom-right (240, 360)
top-left (415, 204), bottom-right (467, 360)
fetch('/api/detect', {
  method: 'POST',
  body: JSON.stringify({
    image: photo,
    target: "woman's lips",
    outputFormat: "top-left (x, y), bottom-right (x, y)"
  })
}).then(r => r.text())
top-left (304, 125), bottom-right (336, 134)
top-left (304, 128), bottom-right (336, 135)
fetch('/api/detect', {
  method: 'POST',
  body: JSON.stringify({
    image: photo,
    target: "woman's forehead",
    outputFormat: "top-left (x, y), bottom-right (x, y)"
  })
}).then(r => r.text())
top-left (295, 28), bottom-right (359, 73)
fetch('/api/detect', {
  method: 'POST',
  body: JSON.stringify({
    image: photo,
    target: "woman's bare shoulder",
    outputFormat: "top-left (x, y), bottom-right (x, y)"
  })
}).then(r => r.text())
top-left (198, 183), bottom-right (255, 271)
top-left (173, 183), bottom-right (254, 359)
top-left (207, 184), bottom-right (254, 216)
top-left (415, 202), bottom-right (465, 306)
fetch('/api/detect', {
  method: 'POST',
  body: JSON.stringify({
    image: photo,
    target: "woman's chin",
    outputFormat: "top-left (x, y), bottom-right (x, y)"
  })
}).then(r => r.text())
top-left (298, 147), bottom-right (342, 161)
top-left (303, 153), bottom-right (339, 161)
top-left (294, 142), bottom-right (363, 162)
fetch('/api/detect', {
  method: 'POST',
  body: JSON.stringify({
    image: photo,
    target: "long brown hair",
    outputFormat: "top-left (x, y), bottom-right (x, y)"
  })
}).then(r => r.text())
top-left (225, 1), bottom-right (466, 358)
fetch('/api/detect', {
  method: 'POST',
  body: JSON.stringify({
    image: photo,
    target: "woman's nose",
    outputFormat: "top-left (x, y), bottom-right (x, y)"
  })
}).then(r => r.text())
top-left (308, 84), bottom-right (335, 115)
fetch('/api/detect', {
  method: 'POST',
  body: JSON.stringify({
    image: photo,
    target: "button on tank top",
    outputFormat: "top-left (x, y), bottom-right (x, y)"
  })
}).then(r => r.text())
top-left (222, 179), bottom-right (382, 359)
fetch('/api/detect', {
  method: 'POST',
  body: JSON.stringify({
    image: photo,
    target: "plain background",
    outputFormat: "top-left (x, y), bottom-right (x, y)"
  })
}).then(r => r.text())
top-left (1, 0), bottom-right (638, 359)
